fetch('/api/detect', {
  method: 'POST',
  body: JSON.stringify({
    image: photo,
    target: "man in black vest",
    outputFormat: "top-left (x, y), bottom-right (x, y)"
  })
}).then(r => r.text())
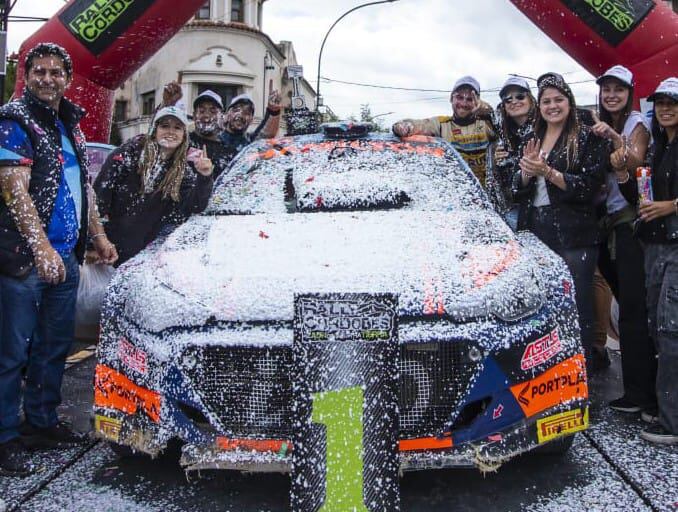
top-left (0, 43), bottom-right (117, 477)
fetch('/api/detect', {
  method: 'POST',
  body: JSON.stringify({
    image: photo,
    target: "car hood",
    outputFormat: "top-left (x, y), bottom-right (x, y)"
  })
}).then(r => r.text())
top-left (121, 210), bottom-right (542, 332)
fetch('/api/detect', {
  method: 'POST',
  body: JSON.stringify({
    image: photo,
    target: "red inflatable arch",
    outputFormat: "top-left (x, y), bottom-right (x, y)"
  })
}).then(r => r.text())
top-left (14, 0), bottom-right (678, 142)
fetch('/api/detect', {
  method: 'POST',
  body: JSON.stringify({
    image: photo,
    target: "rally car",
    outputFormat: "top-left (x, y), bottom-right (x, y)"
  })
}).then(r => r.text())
top-left (93, 123), bottom-right (588, 472)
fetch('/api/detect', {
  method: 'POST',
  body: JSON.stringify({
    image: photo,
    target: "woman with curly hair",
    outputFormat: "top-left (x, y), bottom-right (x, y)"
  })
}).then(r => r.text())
top-left (94, 106), bottom-right (214, 265)
top-left (513, 72), bottom-right (608, 370)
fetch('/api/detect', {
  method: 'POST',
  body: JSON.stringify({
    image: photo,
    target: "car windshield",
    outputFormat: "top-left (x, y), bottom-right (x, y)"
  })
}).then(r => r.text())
top-left (206, 134), bottom-right (491, 215)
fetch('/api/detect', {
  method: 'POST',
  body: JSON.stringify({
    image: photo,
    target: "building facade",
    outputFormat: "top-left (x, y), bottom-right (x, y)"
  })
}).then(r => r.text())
top-left (113, 0), bottom-right (315, 142)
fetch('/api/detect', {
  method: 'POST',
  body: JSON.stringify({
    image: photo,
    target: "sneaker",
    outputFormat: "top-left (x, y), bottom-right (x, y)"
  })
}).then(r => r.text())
top-left (609, 397), bottom-right (642, 413)
top-left (641, 408), bottom-right (659, 424)
top-left (21, 421), bottom-right (87, 449)
top-left (0, 438), bottom-right (35, 477)
top-left (640, 423), bottom-right (678, 445)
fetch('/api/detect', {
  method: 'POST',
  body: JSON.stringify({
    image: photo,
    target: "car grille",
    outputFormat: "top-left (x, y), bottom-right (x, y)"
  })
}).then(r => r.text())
top-left (181, 341), bottom-right (479, 438)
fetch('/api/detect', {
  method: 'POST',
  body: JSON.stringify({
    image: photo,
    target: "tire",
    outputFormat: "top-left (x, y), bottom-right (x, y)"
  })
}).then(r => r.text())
top-left (532, 433), bottom-right (576, 456)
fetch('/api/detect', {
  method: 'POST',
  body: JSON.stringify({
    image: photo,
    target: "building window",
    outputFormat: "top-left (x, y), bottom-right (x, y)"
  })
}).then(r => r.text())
top-left (197, 84), bottom-right (239, 110)
top-left (141, 91), bottom-right (156, 116)
top-left (113, 100), bottom-right (128, 122)
top-left (231, 0), bottom-right (243, 22)
top-left (195, 1), bottom-right (210, 20)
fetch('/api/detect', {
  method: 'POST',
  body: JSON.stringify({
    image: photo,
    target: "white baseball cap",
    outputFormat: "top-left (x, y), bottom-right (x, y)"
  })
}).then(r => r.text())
top-left (499, 76), bottom-right (531, 98)
top-left (596, 65), bottom-right (634, 88)
top-left (152, 105), bottom-right (188, 127)
top-left (228, 93), bottom-right (255, 113)
top-left (648, 77), bottom-right (678, 102)
top-left (452, 75), bottom-right (480, 95)
top-left (193, 90), bottom-right (224, 110)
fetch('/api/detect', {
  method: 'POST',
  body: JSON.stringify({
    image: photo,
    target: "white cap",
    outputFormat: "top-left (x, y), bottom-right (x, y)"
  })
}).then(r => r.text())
top-left (452, 75), bottom-right (480, 95)
top-left (648, 77), bottom-right (678, 102)
top-left (228, 93), bottom-right (255, 113)
top-left (152, 105), bottom-right (188, 128)
top-left (596, 65), bottom-right (634, 88)
top-left (499, 76), bottom-right (531, 98)
top-left (193, 90), bottom-right (224, 110)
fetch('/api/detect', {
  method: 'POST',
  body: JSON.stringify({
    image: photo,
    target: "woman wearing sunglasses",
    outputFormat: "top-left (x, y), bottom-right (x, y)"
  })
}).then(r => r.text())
top-left (489, 76), bottom-right (536, 229)
top-left (513, 73), bottom-right (607, 371)
top-left (591, 65), bottom-right (656, 417)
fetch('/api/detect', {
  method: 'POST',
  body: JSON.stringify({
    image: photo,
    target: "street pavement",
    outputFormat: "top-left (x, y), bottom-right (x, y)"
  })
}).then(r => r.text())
top-left (1, 345), bottom-right (676, 512)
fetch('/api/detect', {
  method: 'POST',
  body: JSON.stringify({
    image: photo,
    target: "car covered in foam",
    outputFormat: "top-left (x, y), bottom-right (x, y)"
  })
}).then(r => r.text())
top-left (93, 124), bottom-right (588, 472)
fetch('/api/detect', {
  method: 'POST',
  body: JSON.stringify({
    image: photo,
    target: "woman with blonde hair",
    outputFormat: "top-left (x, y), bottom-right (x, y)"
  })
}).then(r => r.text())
top-left (94, 106), bottom-right (214, 265)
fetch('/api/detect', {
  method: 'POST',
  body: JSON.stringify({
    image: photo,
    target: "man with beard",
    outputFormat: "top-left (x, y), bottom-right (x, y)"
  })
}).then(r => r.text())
top-left (220, 85), bottom-right (282, 162)
top-left (189, 90), bottom-right (232, 178)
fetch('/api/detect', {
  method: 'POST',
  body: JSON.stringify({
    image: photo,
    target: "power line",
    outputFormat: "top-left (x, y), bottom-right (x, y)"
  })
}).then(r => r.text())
top-left (320, 76), bottom-right (598, 94)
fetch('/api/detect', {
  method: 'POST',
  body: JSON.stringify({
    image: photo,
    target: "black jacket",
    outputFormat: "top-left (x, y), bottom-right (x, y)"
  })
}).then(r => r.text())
top-left (0, 90), bottom-right (89, 277)
top-left (512, 125), bottom-right (608, 248)
top-left (620, 136), bottom-right (678, 243)
top-left (94, 135), bottom-right (213, 265)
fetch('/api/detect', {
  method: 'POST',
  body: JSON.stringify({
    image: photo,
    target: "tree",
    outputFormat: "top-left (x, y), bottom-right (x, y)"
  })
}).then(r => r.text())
top-left (3, 59), bottom-right (16, 103)
top-left (358, 103), bottom-right (386, 132)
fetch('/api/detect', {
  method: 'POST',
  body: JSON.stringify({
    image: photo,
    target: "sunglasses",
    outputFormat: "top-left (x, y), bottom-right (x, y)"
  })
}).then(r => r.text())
top-left (502, 93), bottom-right (527, 104)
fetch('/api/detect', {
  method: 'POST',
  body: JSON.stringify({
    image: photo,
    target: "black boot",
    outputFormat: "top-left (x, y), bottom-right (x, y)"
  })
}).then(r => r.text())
top-left (21, 420), bottom-right (87, 450)
top-left (0, 438), bottom-right (35, 477)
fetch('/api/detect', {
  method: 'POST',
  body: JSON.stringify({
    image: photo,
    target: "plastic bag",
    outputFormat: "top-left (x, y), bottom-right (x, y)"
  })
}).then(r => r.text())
top-left (75, 263), bottom-right (115, 327)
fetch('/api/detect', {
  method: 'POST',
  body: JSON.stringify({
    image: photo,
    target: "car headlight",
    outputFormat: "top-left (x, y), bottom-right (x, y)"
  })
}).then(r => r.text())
top-left (491, 279), bottom-right (544, 322)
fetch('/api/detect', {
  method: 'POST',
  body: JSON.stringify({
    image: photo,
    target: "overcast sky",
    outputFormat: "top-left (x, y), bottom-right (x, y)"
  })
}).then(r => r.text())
top-left (8, 0), bottom-right (600, 127)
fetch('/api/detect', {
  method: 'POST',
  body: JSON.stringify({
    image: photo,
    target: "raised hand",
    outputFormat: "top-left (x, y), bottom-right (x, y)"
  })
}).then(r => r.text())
top-left (194, 145), bottom-right (214, 176)
top-left (162, 81), bottom-right (183, 107)
top-left (267, 79), bottom-right (282, 114)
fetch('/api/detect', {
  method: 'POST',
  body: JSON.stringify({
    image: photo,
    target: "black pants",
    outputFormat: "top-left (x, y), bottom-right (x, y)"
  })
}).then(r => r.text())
top-left (528, 207), bottom-right (597, 367)
top-left (599, 222), bottom-right (657, 407)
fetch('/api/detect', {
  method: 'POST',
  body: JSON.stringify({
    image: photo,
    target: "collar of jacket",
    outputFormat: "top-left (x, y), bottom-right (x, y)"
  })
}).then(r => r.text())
top-left (452, 113), bottom-right (476, 127)
top-left (21, 88), bottom-right (85, 131)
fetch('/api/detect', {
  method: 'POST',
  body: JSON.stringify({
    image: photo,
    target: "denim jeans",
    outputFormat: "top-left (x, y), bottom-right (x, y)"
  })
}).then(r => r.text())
top-left (644, 243), bottom-right (678, 434)
top-left (0, 252), bottom-right (79, 443)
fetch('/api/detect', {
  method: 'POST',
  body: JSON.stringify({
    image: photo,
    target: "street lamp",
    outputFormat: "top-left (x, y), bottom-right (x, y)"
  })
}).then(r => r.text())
top-left (315, 0), bottom-right (399, 112)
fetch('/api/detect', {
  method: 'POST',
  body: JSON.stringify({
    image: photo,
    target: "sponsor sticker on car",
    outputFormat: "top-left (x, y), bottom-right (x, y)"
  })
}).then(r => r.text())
top-left (95, 414), bottom-right (121, 443)
top-left (521, 329), bottom-right (562, 370)
top-left (94, 364), bottom-right (161, 423)
top-left (537, 408), bottom-right (589, 444)
top-left (118, 337), bottom-right (147, 375)
top-left (510, 354), bottom-right (588, 417)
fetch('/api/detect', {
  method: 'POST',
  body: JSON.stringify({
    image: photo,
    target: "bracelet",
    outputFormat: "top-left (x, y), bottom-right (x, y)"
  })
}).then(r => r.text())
top-left (617, 171), bottom-right (630, 185)
top-left (545, 166), bottom-right (554, 181)
top-left (267, 108), bottom-right (281, 117)
top-left (90, 232), bottom-right (106, 240)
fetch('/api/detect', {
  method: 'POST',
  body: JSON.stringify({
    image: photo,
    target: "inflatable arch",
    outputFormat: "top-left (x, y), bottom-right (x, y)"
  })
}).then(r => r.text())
top-left (14, 0), bottom-right (678, 142)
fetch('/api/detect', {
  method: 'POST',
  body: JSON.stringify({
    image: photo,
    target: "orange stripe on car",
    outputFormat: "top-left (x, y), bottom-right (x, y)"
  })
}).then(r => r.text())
top-left (399, 436), bottom-right (453, 452)
top-left (216, 437), bottom-right (292, 454)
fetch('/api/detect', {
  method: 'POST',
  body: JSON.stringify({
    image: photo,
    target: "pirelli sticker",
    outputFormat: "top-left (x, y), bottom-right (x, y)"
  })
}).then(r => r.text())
top-left (59, 0), bottom-right (155, 55)
top-left (537, 408), bottom-right (589, 444)
top-left (560, 0), bottom-right (654, 46)
top-left (95, 414), bottom-right (121, 442)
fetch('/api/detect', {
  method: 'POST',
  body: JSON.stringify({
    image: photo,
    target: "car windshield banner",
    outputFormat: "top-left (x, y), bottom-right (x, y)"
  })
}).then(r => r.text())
top-left (59, 0), bottom-right (156, 56)
top-left (291, 293), bottom-right (400, 512)
top-left (560, 0), bottom-right (654, 46)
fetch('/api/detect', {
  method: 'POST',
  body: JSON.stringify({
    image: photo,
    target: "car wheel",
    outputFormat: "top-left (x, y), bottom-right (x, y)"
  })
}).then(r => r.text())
top-left (532, 433), bottom-right (576, 456)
